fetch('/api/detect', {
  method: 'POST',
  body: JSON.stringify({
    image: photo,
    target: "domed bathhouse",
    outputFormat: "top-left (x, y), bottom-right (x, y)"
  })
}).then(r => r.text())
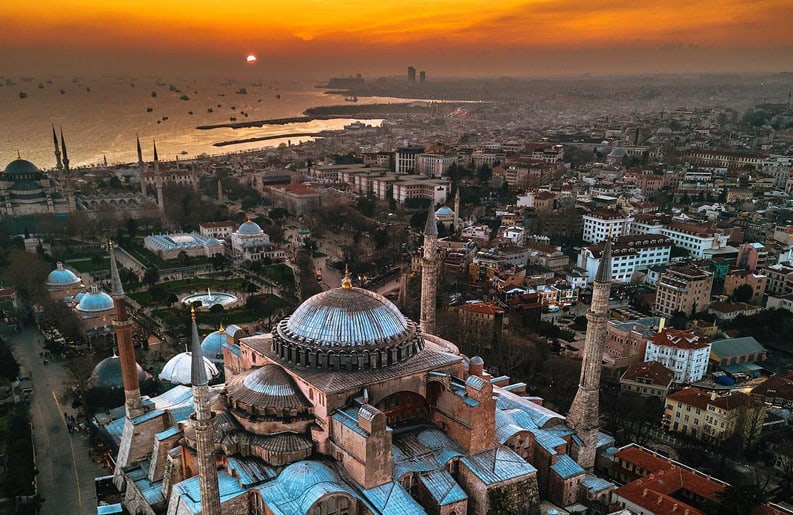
top-left (230, 217), bottom-right (285, 262)
top-left (74, 285), bottom-right (116, 344)
top-left (101, 259), bottom-right (617, 514)
top-left (46, 261), bottom-right (84, 300)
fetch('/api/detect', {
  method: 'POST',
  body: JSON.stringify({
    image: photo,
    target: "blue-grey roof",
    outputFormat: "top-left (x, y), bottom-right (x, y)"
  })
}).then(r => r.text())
top-left (88, 356), bottom-right (150, 390)
top-left (172, 470), bottom-right (247, 513)
top-left (4, 158), bottom-right (43, 178)
top-left (223, 341), bottom-right (241, 356)
top-left (47, 263), bottom-right (81, 286)
top-left (435, 206), bottom-right (454, 216)
top-left (361, 482), bottom-right (427, 514)
top-left (581, 474), bottom-right (615, 493)
top-left (460, 447), bottom-right (536, 485)
top-left (159, 352), bottom-right (218, 385)
top-left (97, 503), bottom-right (124, 514)
top-left (155, 426), bottom-right (181, 441)
top-left (226, 456), bottom-right (277, 487)
top-left (255, 461), bottom-right (361, 515)
top-left (284, 287), bottom-right (411, 347)
top-left (76, 290), bottom-right (114, 312)
top-left (711, 337), bottom-right (766, 359)
top-left (551, 454), bottom-right (585, 479)
top-left (418, 470), bottom-right (467, 505)
top-left (392, 428), bottom-right (465, 480)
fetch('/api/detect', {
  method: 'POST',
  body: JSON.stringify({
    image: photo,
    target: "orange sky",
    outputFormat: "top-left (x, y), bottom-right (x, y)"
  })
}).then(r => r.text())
top-left (2, 0), bottom-right (792, 77)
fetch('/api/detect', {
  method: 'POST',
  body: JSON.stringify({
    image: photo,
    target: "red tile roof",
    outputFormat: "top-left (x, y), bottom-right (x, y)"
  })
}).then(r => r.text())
top-left (620, 361), bottom-right (674, 387)
top-left (650, 329), bottom-right (710, 350)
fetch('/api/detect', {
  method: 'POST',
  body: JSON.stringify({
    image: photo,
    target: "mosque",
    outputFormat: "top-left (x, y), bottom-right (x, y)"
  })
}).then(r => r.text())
top-left (0, 156), bottom-right (73, 217)
top-left (98, 208), bottom-right (618, 514)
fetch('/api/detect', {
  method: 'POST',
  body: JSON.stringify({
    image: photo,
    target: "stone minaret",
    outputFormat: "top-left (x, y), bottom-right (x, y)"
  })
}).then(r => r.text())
top-left (189, 308), bottom-right (221, 515)
top-left (60, 128), bottom-right (70, 172)
top-left (52, 125), bottom-right (62, 170)
top-left (153, 141), bottom-right (164, 212)
top-left (137, 135), bottom-right (146, 195)
top-left (109, 242), bottom-right (143, 418)
top-left (567, 239), bottom-right (612, 470)
top-left (420, 204), bottom-right (438, 335)
top-left (453, 187), bottom-right (460, 231)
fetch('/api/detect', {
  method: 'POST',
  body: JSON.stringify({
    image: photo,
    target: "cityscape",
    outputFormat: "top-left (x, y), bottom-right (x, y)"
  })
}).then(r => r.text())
top-left (2, 2), bottom-right (793, 515)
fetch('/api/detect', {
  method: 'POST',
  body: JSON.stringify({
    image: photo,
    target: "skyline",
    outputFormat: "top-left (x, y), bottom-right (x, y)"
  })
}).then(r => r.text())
top-left (2, 0), bottom-right (793, 79)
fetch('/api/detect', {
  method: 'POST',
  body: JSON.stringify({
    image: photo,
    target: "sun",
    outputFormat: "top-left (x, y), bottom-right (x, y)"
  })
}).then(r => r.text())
top-left (246, 54), bottom-right (257, 64)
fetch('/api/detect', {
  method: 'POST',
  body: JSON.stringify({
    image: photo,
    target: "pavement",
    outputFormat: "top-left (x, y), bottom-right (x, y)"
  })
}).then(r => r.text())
top-left (9, 327), bottom-right (107, 515)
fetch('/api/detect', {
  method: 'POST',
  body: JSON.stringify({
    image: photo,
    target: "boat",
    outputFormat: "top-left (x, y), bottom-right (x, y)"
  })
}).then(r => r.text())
top-left (180, 94), bottom-right (190, 100)
top-left (146, 107), bottom-right (153, 112)
top-left (180, 150), bottom-right (188, 155)
top-left (275, 94), bottom-right (281, 99)
top-left (18, 91), bottom-right (27, 99)
top-left (345, 95), bottom-right (358, 102)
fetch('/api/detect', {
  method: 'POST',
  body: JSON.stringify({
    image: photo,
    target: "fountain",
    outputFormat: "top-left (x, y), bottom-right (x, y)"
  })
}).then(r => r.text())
top-left (181, 287), bottom-right (238, 309)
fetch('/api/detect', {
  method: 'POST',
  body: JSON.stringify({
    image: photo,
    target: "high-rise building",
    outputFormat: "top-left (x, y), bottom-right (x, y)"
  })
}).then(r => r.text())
top-left (419, 70), bottom-right (426, 83)
top-left (407, 66), bottom-right (416, 83)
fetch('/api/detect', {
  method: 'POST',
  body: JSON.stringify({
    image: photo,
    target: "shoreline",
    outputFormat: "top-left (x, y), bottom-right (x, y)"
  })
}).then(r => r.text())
top-left (212, 132), bottom-right (326, 147)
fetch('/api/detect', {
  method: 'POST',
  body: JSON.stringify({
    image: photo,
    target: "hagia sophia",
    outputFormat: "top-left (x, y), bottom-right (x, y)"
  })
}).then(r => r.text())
top-left (87, 208), bottom-right (619, 515)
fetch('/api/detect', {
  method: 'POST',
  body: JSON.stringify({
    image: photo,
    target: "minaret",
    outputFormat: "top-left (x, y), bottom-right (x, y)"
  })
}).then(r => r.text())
top-left (420, 203), bottom-right (438, 335)
top-left (60, 128), bottom-right (70, 172)
top-left (217, 175), bottom-right (223, 202)
top-left (137, 134), bottom-right (146, 195)
top-left (567, 238), bottom-right (612, 470)
top-left (189, 307), bottom-right (221, 515)
top-left (153, 141), bottom-right (164, 212)
top-left (109, 242), bottom-right (143, 418)
top-left (453, 188), bottom-right (460, 231)
top-left (52, 125), bottom-right (62, 170)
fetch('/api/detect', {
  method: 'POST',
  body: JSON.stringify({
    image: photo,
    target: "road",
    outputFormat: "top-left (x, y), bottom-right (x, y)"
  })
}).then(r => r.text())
top-left (9, 328), bottom-right (106, 515)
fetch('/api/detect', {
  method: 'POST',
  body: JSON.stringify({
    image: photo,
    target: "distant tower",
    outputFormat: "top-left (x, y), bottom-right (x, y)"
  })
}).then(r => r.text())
top-left (153, 141), bottom-right (164, 212)
top-left (217, 174), bottom-right (224, 202)
top-left (567, 239), bottom-right (612, 470)
top-left (407, 66), bottom-right (416, 83)
top-left (137, 134), bottom-right (146, 195)
top-left (189, 308), bottom-right (222, 515)
top-left (52, 125), bottom-right (62, 170)
top-left (397, 266), bottom-right (409, 311)
top-left (419, 70), bottom-right (426, 83)
top-left (453, 188), bottom-right (460, 231)
top-left (60, 128), bottom-right (70, 172)
top-left (420, 204), bottom-right (438, 335)
top-left (109, 242), bottom-right (143, 419)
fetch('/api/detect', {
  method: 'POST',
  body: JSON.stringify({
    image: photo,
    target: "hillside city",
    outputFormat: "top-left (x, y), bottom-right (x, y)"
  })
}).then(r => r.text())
top-left (2, 72), bottom-right (793, 515)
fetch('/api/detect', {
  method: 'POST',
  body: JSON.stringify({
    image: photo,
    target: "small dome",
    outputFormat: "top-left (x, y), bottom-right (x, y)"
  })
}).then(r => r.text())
top-left (205, 237), bottom-right (221, 245)
top-left (237, 219), bottom-right (264, 236)
top-left (435, 206), bottom-right (454, 216)
top-left (608, 147), bottom-right (628, 158)
top-left (159, 352), bottom-right (218, 385)
top-left (76, 287), bottom-right (114, 312)
top-left (47, 262), bottom-right (82, 287)
top-left (470, 356), bottom-right (484, 366)
top-left (278, 462), bottom-right (341, 496)
top-left (201, 328), bottom-right (226, 363)
top-left (74, 291), bottom-right (87, 302)
top-left (88, 355), bottom-right (150, 389)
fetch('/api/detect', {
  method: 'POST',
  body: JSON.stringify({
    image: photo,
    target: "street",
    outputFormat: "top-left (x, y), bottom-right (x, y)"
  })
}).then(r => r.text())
top-left (9, 328), bottom-right (106, 515)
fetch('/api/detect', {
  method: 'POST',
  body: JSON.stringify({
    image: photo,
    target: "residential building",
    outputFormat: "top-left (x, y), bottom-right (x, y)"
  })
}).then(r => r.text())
top-left (644, 328), bottom-right (711, 384)
top-left (577, 235), bottom-right (671, 284)
top-left (653, 265), bottom-right (713, 317)
top-left (736, 242), bottom-right (768, 271)
top-left (723, 269), bottom-right (767, 302)
top-left (606, 316), bottom-right (664, 364)
top-left (658, 222), bottom-right (729, 259)
top-left (268, 183), bottom-right (321, 215)
top-left (526, 243), bottom-right (569, 272)
top-left (581, 211), bottom-right (632, 243)
top-left (761, 263), bottom-right (793, 296)
top-left (199, 221), bottom-right (236, 240)
top-left (416, 152), bottom-right (456, 178)
top-left (767, 292), bottom-right (793, 313)
top-left (663, 388), bottom-right (765, 443)
top-left (457, 302), bottom-right (505, 345)
top-left (619, 361), bottom-right (674, 400)
top-left (752, 370), bottom-right (793, 407)
top-left (707, 301), bottom-right (761, 321)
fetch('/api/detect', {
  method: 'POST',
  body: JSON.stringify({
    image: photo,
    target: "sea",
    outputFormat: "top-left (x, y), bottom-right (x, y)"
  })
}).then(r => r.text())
top-left (0, 75), bottom-right (397, 169)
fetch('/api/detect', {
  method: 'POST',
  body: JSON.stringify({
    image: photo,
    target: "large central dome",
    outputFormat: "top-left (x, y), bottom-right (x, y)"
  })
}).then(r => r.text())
top-left (285, 287), bottom-right (409, 346)
top-left (273, 286), bottom-right (424, 371)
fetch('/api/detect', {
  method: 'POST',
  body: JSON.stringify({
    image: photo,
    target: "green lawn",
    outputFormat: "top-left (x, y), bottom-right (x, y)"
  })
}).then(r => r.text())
top-left (66, 257), bottom-right (109, 273)
top-left (128, 278), bottom-right (250, 306)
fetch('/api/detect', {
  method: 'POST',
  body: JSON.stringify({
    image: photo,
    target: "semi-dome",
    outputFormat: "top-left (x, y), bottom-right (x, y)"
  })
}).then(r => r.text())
top-left (159, 352), bottom-right (218, 385)
top-left (88, 355), bottom-right (151, 389)
top-left (226, 365), bottom-right (310, 409)
top-left (47, 262), bottom-right (82, 287)
top-left (201, 327), bottom-right (227, 364)
top-left (608, 147), bottom-right (628, 158)
top-left (76, 286), bottom-right (114, 312)
top-left (272, 282), bottom-right (424, 371)
top-left (237, 219), bottom-right (264, 236)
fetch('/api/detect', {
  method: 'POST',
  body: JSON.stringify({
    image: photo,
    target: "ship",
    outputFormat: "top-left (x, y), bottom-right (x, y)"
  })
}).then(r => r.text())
top-left (18, 91), bottom-right (27, 99)
top-left (345, 95), bottom-right (358, 102)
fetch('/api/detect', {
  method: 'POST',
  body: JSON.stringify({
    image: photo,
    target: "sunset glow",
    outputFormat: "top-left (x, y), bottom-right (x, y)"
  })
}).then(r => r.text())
top-left (2, 0), bottom-right (791, 76)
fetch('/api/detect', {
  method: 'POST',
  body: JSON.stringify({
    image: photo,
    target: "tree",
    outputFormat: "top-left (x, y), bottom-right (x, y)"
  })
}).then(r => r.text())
top-left (732, 284), bottom-right (754, 303)
top-left (167, 293), bottom-right (179, 307)
top-left (143, 267), bottom-right (160, 287)
top-left (714, 484), bottom-right (766, 514)
top-left (211, 253), bottom-right (229, 271)
top-left (126, 217), bottom-right (139, 239)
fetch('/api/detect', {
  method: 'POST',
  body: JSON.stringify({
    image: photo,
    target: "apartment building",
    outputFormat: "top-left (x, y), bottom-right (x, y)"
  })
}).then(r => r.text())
top-left (653, 265), bottom-right (713, 317)
top-left (723, 269), bottom-right (767, 302)
top-left (606, 316), bottom-right (664, 364)
top-left (582, 210), bottom-right (633, 243)
top-left (416, 153), bottom-right (457, 178)
top-left (394, 146), bottom-right (425, 173)
top-left (761, 263), bottom-right (793, 296)
top-left (663, 388), bottom-right (765, 442)
top-left (619, 361), bottom-right (674, 400)
top-left (644, 328), bottom-right (711, 383)
top-left (577, 235), bottom-right (672, 284)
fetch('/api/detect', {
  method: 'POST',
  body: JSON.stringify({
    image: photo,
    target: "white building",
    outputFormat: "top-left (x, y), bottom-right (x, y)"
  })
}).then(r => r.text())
top-left (416, 153), bottom-right (457, 178)
top-left (577, 235), bottom-right (672, 285)
top-left (582, 211), bottom-right (633, 244)
top-left (644, 328), bottom-right (711, 384)
top-left (394, 146), bottom-right (424, 173)
top-left (230, 220), bottom-right (285, 262)
top-left (199, 221), bottom-right (236, 240)
top-left (658, 222), bottom-right (729, 259)
top-left (501, 226), bottom-right (525, 247)
top-left (144, 233), bottom-right (225, 260)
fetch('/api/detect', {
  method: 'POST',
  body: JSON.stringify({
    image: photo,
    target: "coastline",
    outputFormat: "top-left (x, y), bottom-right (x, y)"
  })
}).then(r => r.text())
top-left (212, 132), bottom-right (325, 147)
